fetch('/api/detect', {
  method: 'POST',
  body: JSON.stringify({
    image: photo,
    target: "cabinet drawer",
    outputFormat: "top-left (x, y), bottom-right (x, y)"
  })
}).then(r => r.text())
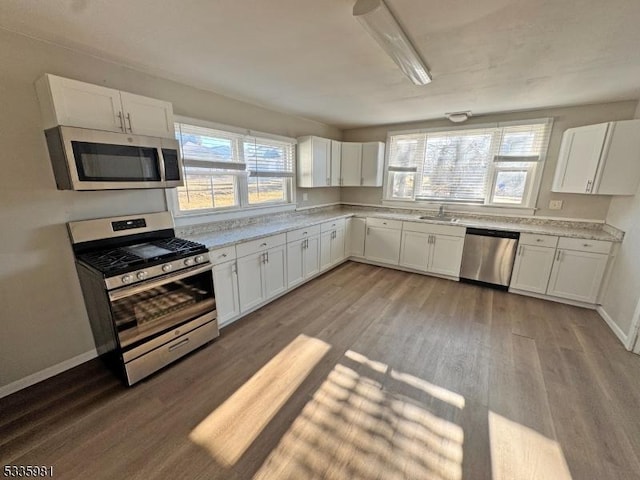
top-left (287, 224), bottom-right (321, 243)
top-left (557, 237), bottom-right (612, 254)
top-left (236, 233), bottom-right (286, 258)
top-left (402, 221), bottom-right (465, 237)
top-left (366, 217), bottom-right (402, 230)
top-left (320, 218), bottom-right (346, 232)
top-left (519, 233), bottom-right (559, 248)
top-left (209, 245), bottom-right (237, 265)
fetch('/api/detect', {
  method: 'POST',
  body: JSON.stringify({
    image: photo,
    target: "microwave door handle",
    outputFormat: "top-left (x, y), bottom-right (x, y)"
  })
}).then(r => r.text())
top-left (108, 263), bottom-right (212, 301)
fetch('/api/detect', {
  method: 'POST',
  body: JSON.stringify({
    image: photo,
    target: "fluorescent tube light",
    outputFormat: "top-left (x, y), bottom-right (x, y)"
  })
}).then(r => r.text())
top-left (353, 0), bottom-right (431, 85)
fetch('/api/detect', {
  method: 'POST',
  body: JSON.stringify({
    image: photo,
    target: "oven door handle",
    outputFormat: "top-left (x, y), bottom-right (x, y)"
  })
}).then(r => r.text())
top-left (108, 263), bottom-right (213, 301)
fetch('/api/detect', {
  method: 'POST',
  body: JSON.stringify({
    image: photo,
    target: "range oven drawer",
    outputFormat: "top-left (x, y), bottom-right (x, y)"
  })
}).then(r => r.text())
top-left (124, 316), bottom-right (219, 385)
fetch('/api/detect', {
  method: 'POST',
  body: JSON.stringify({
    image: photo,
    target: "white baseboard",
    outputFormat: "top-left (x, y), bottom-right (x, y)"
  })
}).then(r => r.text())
top-left (596, 306), bottom-right (630, 349)
top-left (0, 349), bottom-right (98, 399)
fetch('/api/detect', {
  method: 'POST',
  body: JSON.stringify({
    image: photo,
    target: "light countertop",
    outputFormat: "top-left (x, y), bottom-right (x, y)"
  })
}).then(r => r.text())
top-left (183, 209), bottom-right (621, 250)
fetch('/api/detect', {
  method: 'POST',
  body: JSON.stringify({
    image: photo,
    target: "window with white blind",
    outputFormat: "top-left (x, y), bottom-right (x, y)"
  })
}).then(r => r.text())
top-left (385, 119), bottom-right (553, 207)
top-left (173, 120), bottom-right (295, 214)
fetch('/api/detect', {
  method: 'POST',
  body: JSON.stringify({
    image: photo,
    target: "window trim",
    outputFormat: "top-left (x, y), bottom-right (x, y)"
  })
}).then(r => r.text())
top-left (167, 116), bottom-right (297, 220)
top-left (382, 118), bottom-right (553, 211)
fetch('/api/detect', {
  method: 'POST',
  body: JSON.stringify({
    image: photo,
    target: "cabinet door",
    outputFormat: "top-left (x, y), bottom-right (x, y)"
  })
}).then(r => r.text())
top-left (304, 235), bottom-right (321, 278)
top-left (552, 124), bottom-right (608, 193)
top-left (330, 228), bottom-right (345, 265)
top-left (365, 226), bottom-right (401, 265)
top-left (287, 240), bottom-right (305, 288)
top-left (595, 120), bottom-right (640, 195)
top-left (264, 245), bottom-right (287, 299)
top-left (347, 217), bottom-right (366, 257)
top-left (320, 231), bottom-right (333, 272)
top-left (237, 253), bottom-right (265, 313)
top-left (212, 261), bottom-right (240, 326)
top-left (120, 92), bottom-right (175, 138)
top-left (341, 143), bottom-right (362, 186)
top-left (43, 74), bottom-right (124, 133)
top-left (330, 140), bottom-right (342, 186)
top-left (547, 249), bottom-right (608, 303)
top-left (429, 234), bottom-right (465, 277)
top-left (399, 231), bottom-right (430, 271)
top-left (361, 142), bottom-right (384, 187)
top-left (509, 245), bottom-right (555, 294)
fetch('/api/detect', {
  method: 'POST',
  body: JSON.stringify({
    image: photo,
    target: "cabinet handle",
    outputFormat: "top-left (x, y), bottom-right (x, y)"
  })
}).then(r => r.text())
top-left (266, 251), bottom-right (269, 263)
top-left (367, 227), bottom-right (370, 235)
top-left (261, 253), bottom-right (266, 264)
top-left (535, 239), bottom-right (543, 242)
top-left (117, 111), bottom-right (126, 132)
top-left (303, 231), bottom-right (307, 235)
top-left (582, 243), bottom-right (591, 247)
top-left (260, 242), bottom-right (267, 247)
top-left (305, 239), bottom-right (309, 249)
top-left (220, 253), bottom-right (227, 258)
top-left (518, 245), bottom-right (523, 256)
top-left (586, 180), bottom-right (592, 193)
top-left (168, 338), bottom-right (190, 352)
top-left (556, 250), bottom-right (562, 261)
top-left (126, 112), bottom-right (133, 132)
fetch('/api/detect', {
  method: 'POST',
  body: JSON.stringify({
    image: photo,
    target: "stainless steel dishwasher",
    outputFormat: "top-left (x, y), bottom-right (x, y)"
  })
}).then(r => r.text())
top-left (460, 228), bottom-right (520, 288)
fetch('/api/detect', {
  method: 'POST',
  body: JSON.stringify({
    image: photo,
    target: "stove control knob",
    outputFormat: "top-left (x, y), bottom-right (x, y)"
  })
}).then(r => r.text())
top-left (121, 274), bottom-right (133, 284)
top-left (184, 258), bottom-right (194, 266)
top-left (195, 255), bottom-right (205, 264)
top-left (162, 264), bottom-right (173, 273)
top-left (136, 271), bottom-right (148, 280)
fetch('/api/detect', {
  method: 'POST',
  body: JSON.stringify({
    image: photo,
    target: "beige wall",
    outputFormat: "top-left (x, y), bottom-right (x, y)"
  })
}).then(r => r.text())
top-left (600, 100), bottom-right (640, 342)
top-left (0, 29), bottom-right (340, 390)
top-left (341, 102), bottom-right (637, 220)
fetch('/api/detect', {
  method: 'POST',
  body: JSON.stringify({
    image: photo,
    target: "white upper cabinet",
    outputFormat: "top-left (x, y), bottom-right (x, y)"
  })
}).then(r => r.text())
top-left (35, 74), bottom-right (175, 139)
top-left (341, 141), bottom-right (385, 187)
top-left (361, 142), bottom-right (385, 187)
top-left (297, 136), bottom-right (331, 187)
top-left (340, 142), bottom-right (363, 186)
top-left (552, 120), bottom-right (640, 195)
top-left (330, 140), bottom-right (342, 186)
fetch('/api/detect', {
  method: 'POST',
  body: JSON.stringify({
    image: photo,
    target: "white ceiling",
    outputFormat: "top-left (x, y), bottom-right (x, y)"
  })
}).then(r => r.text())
top-left (2, 0), bottom-right (640, 129)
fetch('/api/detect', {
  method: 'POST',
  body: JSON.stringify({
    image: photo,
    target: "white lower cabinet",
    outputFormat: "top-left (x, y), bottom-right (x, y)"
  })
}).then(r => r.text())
top-left (365, 218), bottom-right (402, 265)
top-left (287, 235), bottom-right (320, 288)
top-left (320, 219), bottom-right (346, 272)
top-left (399, 222), bottom-right (465, 277)
top-left (236, 236), bottom-right (287, 313)
top-left (212, 260), bottom-right (240, 326)
top-left (510, 234), bottom-right (611, 304)
top-left (346, 217), bottom-right (366, 257)
top-left (510, 245), bottom-right (556, 294)
top-left (547, 249), bottom-right (609, 303)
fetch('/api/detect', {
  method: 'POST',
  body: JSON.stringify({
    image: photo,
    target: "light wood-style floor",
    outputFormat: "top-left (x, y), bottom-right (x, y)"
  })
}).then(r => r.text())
top-left (2, 262), bottom-right (640, 479)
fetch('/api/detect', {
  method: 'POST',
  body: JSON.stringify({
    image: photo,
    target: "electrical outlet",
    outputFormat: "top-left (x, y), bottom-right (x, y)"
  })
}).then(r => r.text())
top-left (549, 200), bottom-right (563, 210)
top-left (302, 193), bottom-right (308, 201)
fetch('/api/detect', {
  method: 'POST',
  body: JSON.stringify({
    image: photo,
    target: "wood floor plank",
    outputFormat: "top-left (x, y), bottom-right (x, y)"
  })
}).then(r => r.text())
top-left (1, 262), bottom-right (639, 480)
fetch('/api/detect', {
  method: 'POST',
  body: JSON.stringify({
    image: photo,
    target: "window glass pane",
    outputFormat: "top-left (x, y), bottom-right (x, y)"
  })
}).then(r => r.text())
top-left (492, 170), bottom-right (527, 204)
top-left (178, 169), bottom-right (237, 211)
top-left (175, 125), bottom-right (236, 163)
top-left (419, 132), bottom-right (493, 202)
top-left (248, 177), bottom-right (285, 204)
top-left (244, 140), bottom-right (292, 173)
top-left (389, 172), bottom-right (415, 199)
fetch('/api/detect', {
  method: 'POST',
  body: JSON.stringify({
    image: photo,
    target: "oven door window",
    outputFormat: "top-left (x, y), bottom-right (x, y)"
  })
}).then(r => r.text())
top-left (110, 269), bottom-right (215, 349)
top-left (72, 141), bottom-right (161, 182)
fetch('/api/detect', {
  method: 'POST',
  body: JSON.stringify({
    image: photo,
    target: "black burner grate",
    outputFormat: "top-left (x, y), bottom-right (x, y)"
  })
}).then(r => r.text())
top-left (78, 237), bottom-right (207, 276)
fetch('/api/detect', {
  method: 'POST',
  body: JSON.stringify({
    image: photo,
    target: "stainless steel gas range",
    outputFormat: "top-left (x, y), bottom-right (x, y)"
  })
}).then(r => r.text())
top-left (68, 211), bottom-right (218, 385)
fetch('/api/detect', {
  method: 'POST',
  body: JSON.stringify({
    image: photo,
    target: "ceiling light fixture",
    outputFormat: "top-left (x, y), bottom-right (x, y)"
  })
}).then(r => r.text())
top-left (445, 111), bottom-right (472, 123)
top-left (353, 0), bottom-right (431, 86)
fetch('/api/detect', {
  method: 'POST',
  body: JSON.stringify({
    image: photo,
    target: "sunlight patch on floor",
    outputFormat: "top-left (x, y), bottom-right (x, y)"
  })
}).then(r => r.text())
top-left (489, 411), bottom-right (572, 480)
top-left (189, 334), bottom-right (331, 467)
top-left (253, 354), bottom-right (464, 480)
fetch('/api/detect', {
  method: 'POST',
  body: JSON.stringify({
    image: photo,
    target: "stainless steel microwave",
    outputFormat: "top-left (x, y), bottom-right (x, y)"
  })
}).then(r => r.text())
top-left (44, 126), bottom-right (184, 190)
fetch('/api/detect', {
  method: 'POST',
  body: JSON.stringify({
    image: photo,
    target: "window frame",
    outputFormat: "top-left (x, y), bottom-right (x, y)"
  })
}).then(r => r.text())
top-left (382, 118), bottom-right (553, 213)
top-left (167, 116), bottom-right (297, 219)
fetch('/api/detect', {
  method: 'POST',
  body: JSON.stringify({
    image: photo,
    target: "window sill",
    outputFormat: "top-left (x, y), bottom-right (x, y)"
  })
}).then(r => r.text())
top-left (172, 202), bottom-right (297, 228)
